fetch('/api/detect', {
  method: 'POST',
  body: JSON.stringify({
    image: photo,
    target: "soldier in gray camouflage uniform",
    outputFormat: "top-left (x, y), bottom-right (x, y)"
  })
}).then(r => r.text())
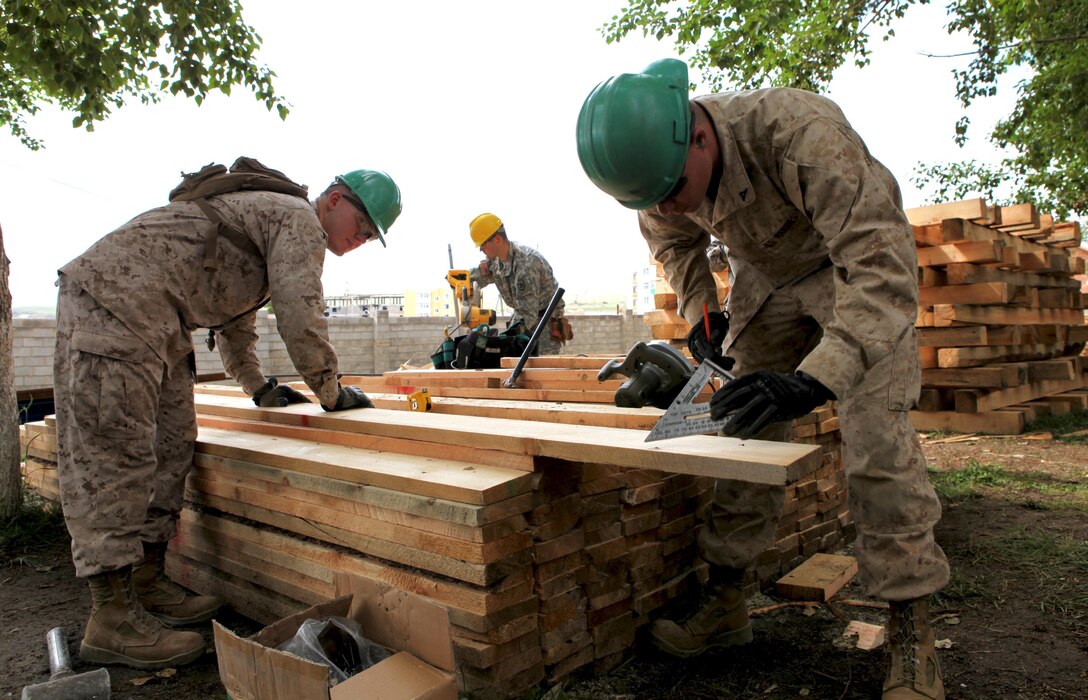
top-left (468, 212), bottom-right (567, 355)
top-left (53, 166), bottom-right (401, 670)
top-left (578, 60), bottom-right (949, 700)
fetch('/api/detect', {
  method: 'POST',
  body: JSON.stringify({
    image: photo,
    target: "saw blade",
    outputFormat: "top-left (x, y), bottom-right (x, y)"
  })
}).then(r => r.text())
top-left (645, 358), bottom-right (734, 442)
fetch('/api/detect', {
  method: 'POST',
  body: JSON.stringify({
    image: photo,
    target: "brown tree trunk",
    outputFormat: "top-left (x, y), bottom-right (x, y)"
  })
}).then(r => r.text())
top-left (0, 224), bottom-right (22, 518)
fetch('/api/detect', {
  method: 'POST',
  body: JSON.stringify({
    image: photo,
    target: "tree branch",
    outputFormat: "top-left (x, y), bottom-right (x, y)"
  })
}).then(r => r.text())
top-left (920, 34), bottom-right (1088, 58)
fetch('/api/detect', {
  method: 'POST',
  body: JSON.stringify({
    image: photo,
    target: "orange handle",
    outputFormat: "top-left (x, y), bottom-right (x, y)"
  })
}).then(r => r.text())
top-left (702, 303), bottom-right (712, 341)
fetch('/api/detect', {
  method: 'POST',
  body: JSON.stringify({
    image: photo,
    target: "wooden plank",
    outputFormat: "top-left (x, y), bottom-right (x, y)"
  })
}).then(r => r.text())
top-left (995, 203), bottom-right (1038, 229)
top-left (175, 509), bottom-right (532, 624)
top-left (197, 414), bottom-right (533, 471)
top-left (944, 218), bottom-right (1049, 255)
top-left (194, 453), bottom-right (533, 527)
top-left (188, 467), bottom-right (530, 553)
top-left (934, 305), bottom-right (1084, 327)
top-left (918, 326), bottom-right (1039, 348)
top-left (953, 375), bottom-right (1088, 413)
top-left (338, 376), bottom-right (619, 404)
top-left (196, 425), bottom-right (534, 505)
top-left (937, 344), bottom-right (1065, 368)
top-left (922, 366), bottom-right (1019, 389)
top-left (775, 554), bottom-right (858, 602)
top-left (943, 262), bottom-right (1080, 289)
top-left (193, 395), bottom-right (821, 486)
top-left (910, 409), bottom-right (1026, 435)
top-left (905, 198), bottom-right (993, 226)
top-left (918, 282), bottom-right (1011, 306)
top-left (182, 485), bottom-right (522, 586)
top-left (916, 240), bottom-right (1005, 267)
top-left (497, 356), bottom-right (621, 370)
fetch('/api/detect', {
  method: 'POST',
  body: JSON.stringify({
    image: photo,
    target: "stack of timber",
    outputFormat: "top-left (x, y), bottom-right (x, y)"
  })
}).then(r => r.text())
top-left (20, 361), bottom-right (850, 699)
top-left (642, 257), bottom-right (731, 341)
top-left (907, 198), bottom-right (1088, 434)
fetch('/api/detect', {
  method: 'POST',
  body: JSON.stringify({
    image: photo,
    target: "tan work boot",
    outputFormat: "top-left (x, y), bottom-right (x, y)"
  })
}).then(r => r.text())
top-left (883, 597), bottom-right (945, 700)
top-left (80, 566), bottom-right (206, 670)
top-left (133, 541), bottom-right (221, 626)
top-left (649, 582), bottom-right (753, 658)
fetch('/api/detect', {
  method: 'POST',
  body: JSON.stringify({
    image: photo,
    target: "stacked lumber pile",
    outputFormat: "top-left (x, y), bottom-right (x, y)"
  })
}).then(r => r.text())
top-left (642, 257), bottom-right (730, 341)
top-left (21, 358), bottom-right (850, 699)
top-left (907, 198), bottom-right (1088, 434)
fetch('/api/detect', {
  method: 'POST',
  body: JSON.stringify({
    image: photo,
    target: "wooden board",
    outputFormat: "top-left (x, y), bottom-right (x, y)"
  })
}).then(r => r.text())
top-left (775, 553), bottom-right (858, 602)
top-left (910, 409), bottom-right (1026, 435)
top-left (192, 453), bottom-right (533, 527)
top-left (195, 425), bottom-right (533, 505)
top-left (906, 198), bottom-right (994, 226)
top-left (193, 395), bottom-right (821, 486)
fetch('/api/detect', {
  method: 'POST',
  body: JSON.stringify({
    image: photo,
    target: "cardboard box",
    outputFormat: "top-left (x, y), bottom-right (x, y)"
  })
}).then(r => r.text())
top-left (214, 573), bottom-right (456, 700)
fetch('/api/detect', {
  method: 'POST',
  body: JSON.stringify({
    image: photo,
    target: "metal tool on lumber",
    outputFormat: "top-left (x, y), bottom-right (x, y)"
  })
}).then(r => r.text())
top-left (406, 387), bottom-right (432, 412)
top-left (21, 627), bottom-right (111, 700)
top-left (503, 286), bottom-right (565, 389)
top-left (598, 341), bottom-right (693, 409)
top-left (644, 356), bottom-right (735, 442)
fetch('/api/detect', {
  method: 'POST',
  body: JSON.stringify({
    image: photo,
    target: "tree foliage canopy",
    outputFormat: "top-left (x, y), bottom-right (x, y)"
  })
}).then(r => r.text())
top-left (1, 0), bottom-right (287, 150)
top-left (603, 0), bottom-right (1088, 218)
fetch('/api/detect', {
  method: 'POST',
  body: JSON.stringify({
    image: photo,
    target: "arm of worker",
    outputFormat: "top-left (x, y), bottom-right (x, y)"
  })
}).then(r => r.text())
top-left (263, 206), bottom-right (343, 408)
top-left (469, 259), bottom-right (495, 286)
top-left (781, 118), bottom-right (919, 400)
top-left (637, 210), bottom-right (718, 324)
top-left (214, 313), bottom-right (267, 395)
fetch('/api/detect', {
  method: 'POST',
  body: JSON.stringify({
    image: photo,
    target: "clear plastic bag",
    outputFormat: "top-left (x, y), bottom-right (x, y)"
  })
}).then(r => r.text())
top-left (275, 615), bottom-right (391, 685)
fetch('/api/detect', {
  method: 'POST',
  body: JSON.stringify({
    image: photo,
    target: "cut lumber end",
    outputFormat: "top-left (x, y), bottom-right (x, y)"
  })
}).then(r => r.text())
top-left (774, 553), bottom-right (858, 602)
top-left (843, 620), bottom-right (885, 650)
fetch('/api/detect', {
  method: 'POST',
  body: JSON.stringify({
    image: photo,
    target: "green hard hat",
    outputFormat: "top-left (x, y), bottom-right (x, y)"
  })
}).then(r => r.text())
top-left (335, 169), bottom-right (402, 247)
top-left (575, 58), bottom-right (691, 210)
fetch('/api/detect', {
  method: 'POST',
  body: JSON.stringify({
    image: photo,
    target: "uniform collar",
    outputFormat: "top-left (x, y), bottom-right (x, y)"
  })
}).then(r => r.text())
top-left (694, 97), bottom-right (756, 225)
top-left (491, 241), bottom-right (519, 275)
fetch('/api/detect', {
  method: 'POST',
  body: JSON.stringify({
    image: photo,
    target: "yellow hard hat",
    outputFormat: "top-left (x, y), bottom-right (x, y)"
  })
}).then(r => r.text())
top-left (469, 213), bottom-right (503, 247)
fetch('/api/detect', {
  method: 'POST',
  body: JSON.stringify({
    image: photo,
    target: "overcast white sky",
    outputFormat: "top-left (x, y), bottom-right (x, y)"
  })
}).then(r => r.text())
top-left (0, 0), bottom-right (1017, 311)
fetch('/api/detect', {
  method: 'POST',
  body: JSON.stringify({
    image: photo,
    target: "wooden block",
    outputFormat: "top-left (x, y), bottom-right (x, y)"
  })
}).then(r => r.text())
top-left (843, 620), bottom-right (886, 650)
top-left (775, 553), bottom-right (858, 601)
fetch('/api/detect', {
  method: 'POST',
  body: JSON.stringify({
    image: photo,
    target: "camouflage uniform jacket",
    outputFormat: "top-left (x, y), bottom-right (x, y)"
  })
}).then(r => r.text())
top-left (57, 191), bottom-right (341, 406)
top-left (470, 240), bottom-right (564, 333)
top-left (638, 88), bottom-right (918, 400)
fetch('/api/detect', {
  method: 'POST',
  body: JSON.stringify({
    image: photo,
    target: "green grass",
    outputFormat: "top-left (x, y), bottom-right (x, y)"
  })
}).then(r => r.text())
top-left (938, 526), bottom-right (1088, 631)
top-left (0, 490), bottom-right (67, 563)
top-left (929, 460), bottom-right (1088, 509)
top-left (1025, 408), bottom-right (1088, 443)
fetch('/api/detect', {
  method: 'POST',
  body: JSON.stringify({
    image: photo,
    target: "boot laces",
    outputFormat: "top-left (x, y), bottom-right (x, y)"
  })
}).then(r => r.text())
top-left (892, 604), bottom-right (920, 683)
top-left (123, 580), bottom-right (165, 636)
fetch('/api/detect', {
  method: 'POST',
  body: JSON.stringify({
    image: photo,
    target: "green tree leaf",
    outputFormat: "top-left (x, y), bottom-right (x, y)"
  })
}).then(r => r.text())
top-left (1, 0), bottom-right (290, 150)
top-left (604, 0), bottom-right (1088, 217)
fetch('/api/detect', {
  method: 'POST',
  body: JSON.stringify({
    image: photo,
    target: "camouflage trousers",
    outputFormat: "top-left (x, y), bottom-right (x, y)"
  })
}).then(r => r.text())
top-left (53, 276), bottom-right (196, 578)
top-left (702, 270), bottom-right (950, 601)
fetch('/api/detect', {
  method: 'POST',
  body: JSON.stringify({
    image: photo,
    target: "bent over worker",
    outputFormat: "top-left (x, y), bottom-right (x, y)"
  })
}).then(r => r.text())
top-left (53, 164), bottom-right (401, 670)
top-left (576, 59), bottom-right (949, 700)
top-left (468, 212), bottom-right (567, 355)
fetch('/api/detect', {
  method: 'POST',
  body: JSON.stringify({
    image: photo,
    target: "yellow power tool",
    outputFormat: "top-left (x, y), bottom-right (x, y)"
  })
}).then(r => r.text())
top-left (446, 243), bottom-right (496, 335)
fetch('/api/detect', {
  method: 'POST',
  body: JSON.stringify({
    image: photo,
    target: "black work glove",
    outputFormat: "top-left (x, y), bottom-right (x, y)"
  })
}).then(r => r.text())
top-left (709, 370), bottom-right (835, 440)
top-left (252, 377), bottom-right (312, 408)
top-left (687, 311), bottom-right (732, 368)
top-left (322, 385), bottom-right (374, 412)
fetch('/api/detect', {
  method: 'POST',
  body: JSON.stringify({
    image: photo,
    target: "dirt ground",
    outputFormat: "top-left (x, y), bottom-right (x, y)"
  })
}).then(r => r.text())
top-left (2, 434), bottom-right (1085, 700)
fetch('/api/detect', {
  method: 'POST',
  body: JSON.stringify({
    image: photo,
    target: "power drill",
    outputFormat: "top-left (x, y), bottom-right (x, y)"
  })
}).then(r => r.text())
top-left (597, 341), bottom-right (694, 409)
top-left (446, 269), bottom-right (496, 327)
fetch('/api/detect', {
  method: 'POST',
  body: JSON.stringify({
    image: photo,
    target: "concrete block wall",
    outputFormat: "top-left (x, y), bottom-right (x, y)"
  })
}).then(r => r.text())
top-left (13, 311), bottom-right (654, 391)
